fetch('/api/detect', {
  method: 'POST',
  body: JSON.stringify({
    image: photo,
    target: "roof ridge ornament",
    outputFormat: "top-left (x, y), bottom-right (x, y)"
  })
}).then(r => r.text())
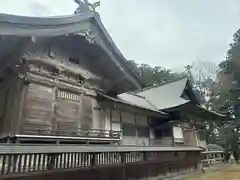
top-left (74, 0), bottom-right (100, 14)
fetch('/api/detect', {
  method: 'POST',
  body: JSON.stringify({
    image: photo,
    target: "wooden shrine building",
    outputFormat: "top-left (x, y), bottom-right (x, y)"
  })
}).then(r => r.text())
top-left (0, 2), bottom-right (228, 180)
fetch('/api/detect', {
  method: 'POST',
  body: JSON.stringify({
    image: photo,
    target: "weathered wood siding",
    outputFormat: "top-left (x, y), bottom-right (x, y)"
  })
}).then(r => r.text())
top-left (183, 130), bottom-right (198, 146)
top-left (20, 83), bottom-right (96, 137)
top-left (182, 121), bottom-right (200, 146)
top-left (0, 78), bottom-right (21, 138)
top-left (54, 90), bottom-right (81, 136)
top-left (22, 83), bottom-right (53, 134)
top-left (0, 84), bottom-right (8, 136)
top-left (80, 95), bottom-right (93, 130)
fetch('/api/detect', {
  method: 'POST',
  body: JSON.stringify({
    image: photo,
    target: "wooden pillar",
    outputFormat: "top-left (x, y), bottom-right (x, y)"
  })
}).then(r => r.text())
top-left (104, 107), bottom-right (111, 135)
top-left (0, 89), bottom-right (9, 136)
top-left (118, 111), bottom-right (123, 145)
top-left (9, 79), bottom-right (22, 137)
top-left (134, 113), bottom-right (138, 145)
top-left (110, 107), bottom-right (112, 130)
top-left (16, 82), bottom-right (28, 135)
top-left (119, 111), bottom-right (122, 123)
top-left (171, 124), bottom-right (175, 146)
top-left (92, 99), bottom-right (101, 130)
top-left (143, 152), bottom-right (147, 161)
top-left (52, 87), bottom-right (57, 133)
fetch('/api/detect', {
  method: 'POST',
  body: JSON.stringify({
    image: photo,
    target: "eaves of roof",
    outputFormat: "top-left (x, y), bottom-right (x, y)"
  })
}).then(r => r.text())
top-left (98, 91), bottom-right (168, 117)
top-left (0, 12), bottom-right (144, 91)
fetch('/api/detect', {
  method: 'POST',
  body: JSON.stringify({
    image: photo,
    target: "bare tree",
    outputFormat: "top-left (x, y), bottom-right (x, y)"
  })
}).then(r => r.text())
top-left (185, 60), bottom-right (218, 109)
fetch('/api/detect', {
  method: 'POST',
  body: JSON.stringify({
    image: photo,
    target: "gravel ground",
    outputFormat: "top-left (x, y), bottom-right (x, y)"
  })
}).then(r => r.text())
top-left (185, 164), bottom-right (240, 180)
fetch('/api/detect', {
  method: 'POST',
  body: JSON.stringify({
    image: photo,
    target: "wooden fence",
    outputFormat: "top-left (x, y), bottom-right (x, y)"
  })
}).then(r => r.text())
top-left (0, 144), bottom-right (202, 179)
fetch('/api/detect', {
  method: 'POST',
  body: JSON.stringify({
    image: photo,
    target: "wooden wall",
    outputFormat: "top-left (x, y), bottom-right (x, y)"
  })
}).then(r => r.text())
top-left (183, 130), bottom-right (198, 146)
top-left (22, 83), bottom-right (53, 134)
top-left (18, 82), bottom-right (97, 137)
top-left (0, 77), bottom-right (21, 138)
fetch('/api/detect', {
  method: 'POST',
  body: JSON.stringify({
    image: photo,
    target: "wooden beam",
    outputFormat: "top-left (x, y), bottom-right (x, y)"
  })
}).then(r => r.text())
top-left (0, 144), bottom-right (203, 154)
top-left (23, 72), bottom-right (98, 97)
top-left (24, 56), bottom-right (97, 79)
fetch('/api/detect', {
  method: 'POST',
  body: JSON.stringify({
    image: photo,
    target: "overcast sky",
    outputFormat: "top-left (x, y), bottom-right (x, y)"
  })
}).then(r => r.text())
top-left (0, 0), bottom-right (240, 71)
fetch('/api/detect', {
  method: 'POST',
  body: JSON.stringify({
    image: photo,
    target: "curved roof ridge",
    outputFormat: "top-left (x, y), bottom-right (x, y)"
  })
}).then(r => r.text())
top-left (93, 14), bottom-right (144, 88)
top-left (144, 97), bottom-right (159, 110)
top-left (123, 93), bottom-right (159, 110)
top-left (0, 12), bottom-right (144, 91)
top-left (125, 92), bottom-right (146, 99)
top-left (135, 75), bottom-right (187, 93)
top-left (0, 12), bottom-right (95, 26)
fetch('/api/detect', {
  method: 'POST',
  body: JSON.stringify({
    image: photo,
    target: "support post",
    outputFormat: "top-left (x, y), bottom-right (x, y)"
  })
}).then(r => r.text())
top-left (143, 152), bottom-right (147, 161)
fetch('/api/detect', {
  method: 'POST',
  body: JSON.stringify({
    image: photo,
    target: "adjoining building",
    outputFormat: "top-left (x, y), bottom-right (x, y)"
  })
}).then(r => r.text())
top-left (0, 2), bottom-right (228, 179)
top-left (117, 77), bottom-right (227, 148)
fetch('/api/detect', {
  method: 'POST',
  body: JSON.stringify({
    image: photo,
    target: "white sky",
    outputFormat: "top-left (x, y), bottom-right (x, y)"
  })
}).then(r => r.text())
top-left (0, 0), bottom-right (240, 71)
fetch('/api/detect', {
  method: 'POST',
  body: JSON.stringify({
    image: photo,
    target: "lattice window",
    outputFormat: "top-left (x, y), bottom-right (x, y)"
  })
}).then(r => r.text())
top-left (57, 90), bottom-right (81, 102)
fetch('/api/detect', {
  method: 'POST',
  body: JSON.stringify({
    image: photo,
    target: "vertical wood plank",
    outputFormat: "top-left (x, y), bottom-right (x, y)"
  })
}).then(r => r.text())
top-left (23, 154), bottom-right (27, 172)
top-left (69, 153), bottom-right (73, 168)
top-left (67, 153), bottom-right (70, 168)
top-left (32, 154), bottom-right (37, 171)
top-left (110, 107), bottom-right (112, 132)
top-left (12, 154), bottom-right (18, 173)
top-left (6, 154), bottom-right (12, 174)
top-left (63, 153), bottom-right (67, 169)
top-left (1, 155), bottom-right (6, 175)
top-left (28, 154), bottom-right (32, 172)
top-left (17, 154), bottom-right (22, 172)
top-left (77, 153), bottom-right (81, 168)
top-left (16, 80), bottom-right (26, 135)
top-left (37, 154), bottom-right (42, 171)
top-left (60, 153), bottom-right (63, 169)
top-left (80, 153), bottom-right (84, 167)
top-left (52, 87), bottom-right (57, 135)
top-left (55, 154), bottom-right (59, 169)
